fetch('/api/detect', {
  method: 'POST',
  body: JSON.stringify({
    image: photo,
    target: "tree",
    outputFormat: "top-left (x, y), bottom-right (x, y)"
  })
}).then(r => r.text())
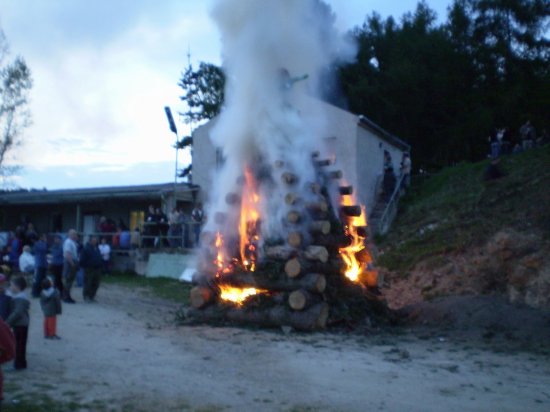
top-left (0, 29), bottom-right (32, 180)
top-left (338, 0), bottom-right (549, 169)
top-left (178, 62), bottom-right (225, 124)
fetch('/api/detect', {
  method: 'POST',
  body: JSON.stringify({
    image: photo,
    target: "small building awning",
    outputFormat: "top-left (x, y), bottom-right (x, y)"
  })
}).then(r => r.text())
top-left (0, 182), bottom-right (199, 205)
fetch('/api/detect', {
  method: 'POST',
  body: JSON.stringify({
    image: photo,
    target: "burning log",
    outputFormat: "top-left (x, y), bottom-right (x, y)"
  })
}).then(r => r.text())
top-left (282, 172), bottom-right (298, 185)
top-left (309, 220), bottom-right (331, 235)
top-left (338, 186), bottom-right (353, 195)
top-left (287, 232), bottom-right (302, 248)
top-left (287, 210), bottom-right (301, 224)
top-left (288, 289), bottom-right (320, 311)
top-left (340, 205), bottom-right (362, 217)
top-left (190, 286), bottom-right (215, 309)
top-left (225, 193), bottom-right (241, 205)
top-left (355, 226), bottom-right (368, 238)
top-left (284, 256), bottom-right (341, 278)
top-left (222, 272), bottom-right (327, 293)
top-left (314, 233), bottom-right (352, 249)
top-left (327, 170), bottom-right (343, 179)
top-left (226, 302), bottom-right (329, 331)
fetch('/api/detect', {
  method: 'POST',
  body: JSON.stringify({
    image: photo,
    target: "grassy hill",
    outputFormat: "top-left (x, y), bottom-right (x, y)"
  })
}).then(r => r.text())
top-left (376, 145), bottom-right (550, 274)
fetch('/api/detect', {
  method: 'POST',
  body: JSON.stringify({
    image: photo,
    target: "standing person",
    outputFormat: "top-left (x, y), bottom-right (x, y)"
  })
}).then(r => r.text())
top-left (49, 235), bottom-right (64, 295)
top-left (7, 231), bottom-right (21, 271)
top-left (0, 317), bottom-right (16, 408)
top-left (62, 229), bottom-right (79, 304)
top-left (0, 274), bottom-right (12, 321)
top-left (191, 203), bottom-right (205, 247)
top-left (40, 277), bottom-right (61, 339)
top-left (32, 234), bottom-right (48, 298)
top-left (6, 275), bottom-right (30, 370)
top-left (80, 236), bottom-right (103, 302)
top-left (400, 153), bottom-right (412, 188)
top-left (144, 205), bottom-right (157, 247)
top-left (98, 237), bottom-right (111, 275)
top-left (382, 151), bottom-right (396, 202)
top-left (168, 208), bottom-right (182, 248)
top-left (18, 245), bottom-right (35, 275)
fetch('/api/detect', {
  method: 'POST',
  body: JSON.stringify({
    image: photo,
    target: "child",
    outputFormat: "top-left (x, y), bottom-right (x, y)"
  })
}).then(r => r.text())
top-left (40, 277), bottom-right (62, 339)
top-left (0, 274), bottom-right (11, 321)
top-left (6, 275), bottom-right (30, 370)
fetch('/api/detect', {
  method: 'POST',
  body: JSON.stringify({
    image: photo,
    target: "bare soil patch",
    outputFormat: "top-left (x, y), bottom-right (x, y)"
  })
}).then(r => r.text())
top-left (3, 283), bottom-right (550, 411)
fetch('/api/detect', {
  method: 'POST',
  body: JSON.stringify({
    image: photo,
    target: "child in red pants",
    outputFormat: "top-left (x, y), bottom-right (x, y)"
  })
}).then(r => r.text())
top-left (40, 278), bottom-right (62, 339)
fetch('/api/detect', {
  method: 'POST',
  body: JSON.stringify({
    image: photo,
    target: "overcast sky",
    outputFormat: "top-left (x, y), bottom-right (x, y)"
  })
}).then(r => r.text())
top-left (0, 0), bottom-right (450, 190)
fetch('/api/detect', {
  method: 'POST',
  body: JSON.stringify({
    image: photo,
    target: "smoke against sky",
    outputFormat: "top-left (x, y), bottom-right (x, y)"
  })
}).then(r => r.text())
top-left (0, 0), bottom-right (450, 189)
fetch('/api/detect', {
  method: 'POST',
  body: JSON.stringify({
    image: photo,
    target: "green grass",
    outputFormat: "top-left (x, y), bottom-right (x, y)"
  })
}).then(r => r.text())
top-left (377, 145), bottom-right (550, 273)
top-left (103, 272), bottom-right (192, 305)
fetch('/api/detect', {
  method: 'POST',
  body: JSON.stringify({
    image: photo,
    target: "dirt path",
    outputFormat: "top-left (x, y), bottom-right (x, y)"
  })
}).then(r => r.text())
top-left (3, 284), bottom-right (550, 411)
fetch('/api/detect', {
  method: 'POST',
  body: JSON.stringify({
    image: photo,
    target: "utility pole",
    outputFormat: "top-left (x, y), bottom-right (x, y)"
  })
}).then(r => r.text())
top-left (164, 106), bottom-right (178, 209)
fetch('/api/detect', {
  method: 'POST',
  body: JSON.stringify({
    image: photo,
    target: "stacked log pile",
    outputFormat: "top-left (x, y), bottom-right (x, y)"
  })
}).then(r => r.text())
top-left (180, 153), bottom-right (391, 331)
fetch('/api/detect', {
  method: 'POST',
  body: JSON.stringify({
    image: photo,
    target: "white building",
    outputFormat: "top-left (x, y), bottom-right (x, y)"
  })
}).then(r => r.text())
top-left (192, 99), bottom-right (410, 219)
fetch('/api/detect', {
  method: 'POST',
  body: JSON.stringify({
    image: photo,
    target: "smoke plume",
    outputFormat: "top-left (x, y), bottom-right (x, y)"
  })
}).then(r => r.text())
top-left (205, 0), bottom-right (356, 241)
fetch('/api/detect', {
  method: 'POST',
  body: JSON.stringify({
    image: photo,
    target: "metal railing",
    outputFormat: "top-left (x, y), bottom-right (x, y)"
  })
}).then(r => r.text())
top-left (376, 174), bottom-right (405, 235)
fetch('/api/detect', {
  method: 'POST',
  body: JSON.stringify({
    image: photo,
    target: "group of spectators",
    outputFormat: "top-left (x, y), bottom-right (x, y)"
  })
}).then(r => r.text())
top-left (488, 120), bottom-right (548, 159)
top-left (0, 227), bottom-right (109, 401)
top-left (143, 203), bottom-right (205, 248)
top-left (381, 151), bottom-right (411, 203)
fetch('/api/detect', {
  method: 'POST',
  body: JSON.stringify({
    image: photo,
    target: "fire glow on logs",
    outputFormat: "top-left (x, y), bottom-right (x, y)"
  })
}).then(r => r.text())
top-left (182, 0), bottom-right (388, 330)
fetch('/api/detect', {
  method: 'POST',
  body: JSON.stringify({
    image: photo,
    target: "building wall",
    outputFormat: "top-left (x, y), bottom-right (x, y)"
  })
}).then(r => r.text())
top-left (356, 125), bottom-right (407, 216)
top-left (191, 99), bottom-right (408, 218)
top-left (192, 119), bottom-right (219, 203)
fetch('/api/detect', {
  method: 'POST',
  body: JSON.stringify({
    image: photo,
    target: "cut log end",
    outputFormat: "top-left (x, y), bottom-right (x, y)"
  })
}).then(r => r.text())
top-left (340, 205), bottom-right (362, 217)
top-left (285, 257), bottom-right (301, 278)
top-left (287, 232), bottom-right (302, 248)
top-left (190, 286), bottom-right (214, 309)
top-left (225, 193), bottom-right (240, 205)
top-left (287, 211), bottom-right (301, 224)
top-left (309, 220), bottom-right (331, 235)
top-left (282, 172), bottom-right (298, 185)
top-left (338, 186), bottom-right (353, 195)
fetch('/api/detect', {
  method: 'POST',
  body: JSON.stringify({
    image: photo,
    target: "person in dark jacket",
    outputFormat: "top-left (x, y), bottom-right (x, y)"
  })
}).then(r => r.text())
top-left (32, 234), bottom-right (49, 298)
top-left (6, 275), bottom-right (30, 370)
top-left (49, 235), bottom-right (64, 294)
top-left (80, 236), bottom-right (103, 302)
top-left (0, 274), bottom-right (11, 321)
top-left (40, 277), bottom-right (62, 339)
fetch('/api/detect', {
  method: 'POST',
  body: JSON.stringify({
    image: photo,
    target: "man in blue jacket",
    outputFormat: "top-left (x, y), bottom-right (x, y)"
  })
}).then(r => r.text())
top-left (79, 236), bottom-right (103, 302)
top-left (32, 234), bottom-right (49, 298)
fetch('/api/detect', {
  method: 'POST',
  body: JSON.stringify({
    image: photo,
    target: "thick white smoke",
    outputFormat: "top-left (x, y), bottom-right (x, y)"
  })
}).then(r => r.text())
top-left (205, 0), bottom-right (356, 241)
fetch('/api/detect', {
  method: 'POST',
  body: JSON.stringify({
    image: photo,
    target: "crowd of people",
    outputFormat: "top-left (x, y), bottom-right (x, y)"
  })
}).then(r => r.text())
top-left (0, 227), bottom-right (111, 404)
top-left (143, 203), bottom-right (205, 248)
top-left (488, 120), bottom-right (548, 159)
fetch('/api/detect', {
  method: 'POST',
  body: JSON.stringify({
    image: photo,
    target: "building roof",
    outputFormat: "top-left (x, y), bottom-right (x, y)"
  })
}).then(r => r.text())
top-left (0, 182), bottom-right (199, 205)
top-left (357, 115), bottom-right (411, 152)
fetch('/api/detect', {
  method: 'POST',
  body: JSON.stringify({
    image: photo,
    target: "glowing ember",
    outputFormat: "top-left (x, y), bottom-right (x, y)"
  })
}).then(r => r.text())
top-left (239, 167), bottom-right (261, 271)
top-left (219, 285), bottom-right (265, 305)
top-left (338, 193), bottom-right (374, 284)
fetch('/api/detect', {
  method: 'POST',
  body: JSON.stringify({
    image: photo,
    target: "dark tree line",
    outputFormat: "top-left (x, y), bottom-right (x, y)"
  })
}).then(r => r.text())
top-left (178, 1), bottom-right (548, 170)
top-left (339, 0), bottom-right (549, 169)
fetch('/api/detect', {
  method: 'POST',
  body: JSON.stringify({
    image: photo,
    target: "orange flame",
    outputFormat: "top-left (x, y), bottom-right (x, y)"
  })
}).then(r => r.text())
top-left (338, 193), bottom-right (374, 284)
top-left (239, 167), bottom-right (260, 272)
top-left (219, 285), bottom-right (266, 306)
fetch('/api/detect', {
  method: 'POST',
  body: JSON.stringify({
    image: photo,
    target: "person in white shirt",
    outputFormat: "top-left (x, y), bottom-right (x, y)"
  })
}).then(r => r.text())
top-left (98, 238), bottom-right (111, 274)
top-left (400, 153), bottom-right (412, 188)
top-left (18, 246), bottom-right (35, 274)
top-left (62, 229), bottom-right (79, 303)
